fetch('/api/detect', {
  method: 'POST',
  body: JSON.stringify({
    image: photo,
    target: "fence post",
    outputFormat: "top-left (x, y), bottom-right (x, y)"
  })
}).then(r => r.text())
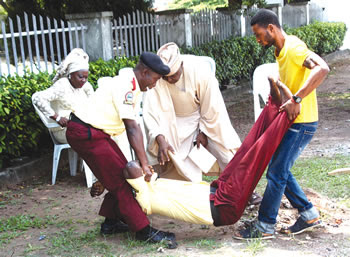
top-left (282, 2), bottom-right (309, 28)
top-left (217, 7), bottom-right (244, 37)
top-left (156, 8), bottom-right (193, 48)
top-left (65, 12), bottom-right (113, 61)
top-left (267, 4), bottom-right (283, 26)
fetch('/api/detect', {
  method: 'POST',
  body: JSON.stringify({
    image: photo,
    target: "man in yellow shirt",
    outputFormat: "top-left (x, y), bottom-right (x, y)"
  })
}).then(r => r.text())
top-left (235, 9), bottom-right (329, 239)
top-left (66, 52), bottom-right (176, 244)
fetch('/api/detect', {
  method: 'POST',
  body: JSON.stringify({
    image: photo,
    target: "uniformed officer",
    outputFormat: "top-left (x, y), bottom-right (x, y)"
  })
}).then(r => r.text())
top-left (66, 52), bottom-right (175, 244)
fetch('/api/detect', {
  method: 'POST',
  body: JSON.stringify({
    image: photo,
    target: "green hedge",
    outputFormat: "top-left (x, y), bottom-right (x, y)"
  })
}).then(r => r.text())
top-left (285, 21), bottom-right (347, 55)
top-left (183, 36), bottom-right (275, 85)
top-left (0, 73), bottom-right (52, 168)
top-left (0, 21), bottom-right (346, 168)
top-left (88, 56), bottom-right (138, 88)
top-left (183, 21), bottom-right (347, 85)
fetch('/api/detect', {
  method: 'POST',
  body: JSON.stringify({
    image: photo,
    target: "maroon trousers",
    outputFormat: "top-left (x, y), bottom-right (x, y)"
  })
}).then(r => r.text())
top-left (66, 121), bottom-right (149, 232)
top-left (211, 97), bottom-right (293, 226)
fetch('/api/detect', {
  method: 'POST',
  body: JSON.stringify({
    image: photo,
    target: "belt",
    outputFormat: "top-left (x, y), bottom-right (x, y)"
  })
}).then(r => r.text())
top-left (70, 113), bottom-right (93, 139)
top-left (210, 186), bottom-right (221, 226)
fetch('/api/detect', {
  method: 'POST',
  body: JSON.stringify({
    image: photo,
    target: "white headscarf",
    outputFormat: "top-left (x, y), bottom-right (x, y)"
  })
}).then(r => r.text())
top-left (52, 48), bottom-right (89, 83)
top-left (157, 42), bottom-right (182, 76)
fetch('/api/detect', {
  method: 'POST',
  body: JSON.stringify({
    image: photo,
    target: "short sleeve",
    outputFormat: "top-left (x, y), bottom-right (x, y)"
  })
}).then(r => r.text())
top-left (290, 38), bottom-right (312, 67)
top-left (111, 78), bottom-right (137, 120)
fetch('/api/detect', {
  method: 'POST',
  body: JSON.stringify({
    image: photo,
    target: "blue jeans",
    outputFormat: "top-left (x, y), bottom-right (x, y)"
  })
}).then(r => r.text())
top-left (256, 122), bottom-right (319, 233)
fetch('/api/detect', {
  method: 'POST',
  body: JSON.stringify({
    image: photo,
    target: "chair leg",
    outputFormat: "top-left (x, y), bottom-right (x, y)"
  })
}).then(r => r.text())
top-left (52, 146), bottom-right (61, 185)
top-left (79, 158), bottom-right (84, 172)
top-left (82, 161), bottom-right (96, 188)
top-left (68, 149), bottom-right (78, 176)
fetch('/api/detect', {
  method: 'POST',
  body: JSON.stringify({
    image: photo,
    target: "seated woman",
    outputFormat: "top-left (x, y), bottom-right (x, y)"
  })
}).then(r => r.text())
top-left (32, 48), bottom-right (94, 144)
top-left (92, 77), bottom-right (293, 228)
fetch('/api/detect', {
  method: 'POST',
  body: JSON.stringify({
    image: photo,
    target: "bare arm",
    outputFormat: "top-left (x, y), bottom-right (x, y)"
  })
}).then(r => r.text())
top-left (123, 119), bottom-right (152, 181)
top-left (156, 134), bottom-right (175, 165)
top-left (296, 52), bottom-right (330, 98)
top-left (279, 52), bottom-right (329, 120)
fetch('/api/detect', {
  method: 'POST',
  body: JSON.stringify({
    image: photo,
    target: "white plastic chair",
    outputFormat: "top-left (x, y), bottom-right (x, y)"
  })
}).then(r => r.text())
top-left (32, 93), bottom-right (95, 187)
top-left (199, 56), bottom-right (216, 75)
top-left (252, 63), bottom-right (279, 121)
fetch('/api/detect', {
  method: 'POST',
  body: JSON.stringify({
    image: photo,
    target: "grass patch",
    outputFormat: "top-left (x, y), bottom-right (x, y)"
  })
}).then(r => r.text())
top-left (47, 227), bottom-right (114, 256)
top-left (254, 155), bottom-right (350, 206)
top-left (0, 231), bottom-right (25, 247)
top-left (117, 232), bottom-right (171, 256)
top-left (0, 191), bottom-right (23, 207)
top-left (244, 238), bottom-right (266, 256)
top-left (317, 92), bottom-right (350, 109)
top-left (23, 243), bottom-right (46, 255)
top-left (187, 238), bottom-right (222, 251)
top-left (292, 155), bottom-right (350, 199)
top-left (0, 214), bottom-right (58, 248)
top-left (0, 215), bottom-right (57, 232)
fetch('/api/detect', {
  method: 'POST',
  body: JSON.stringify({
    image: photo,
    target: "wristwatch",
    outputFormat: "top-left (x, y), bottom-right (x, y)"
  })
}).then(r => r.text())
top-left (55, 115), bottom-right (61, 122)
top-left (292, 95), bottom-right (302, 104)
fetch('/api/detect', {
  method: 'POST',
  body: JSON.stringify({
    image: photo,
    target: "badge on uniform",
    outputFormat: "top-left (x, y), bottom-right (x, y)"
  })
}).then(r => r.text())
top-left (124, 91), bottom-right (134, 105)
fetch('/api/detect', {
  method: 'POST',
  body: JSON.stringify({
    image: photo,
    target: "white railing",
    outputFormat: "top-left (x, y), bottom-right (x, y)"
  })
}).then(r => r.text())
top-left (192, 9), bottom-right (235, 47)
top-left (111, 10), bottom-right (173, 58)
top-left (0, 12), bottom-right (86, 77)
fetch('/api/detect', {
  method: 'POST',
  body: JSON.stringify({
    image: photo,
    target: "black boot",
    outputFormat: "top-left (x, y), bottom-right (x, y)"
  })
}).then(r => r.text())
top-left (135, 225), bottom-right (177, 248)
top-left (100, 218), bottom-right (129, 235)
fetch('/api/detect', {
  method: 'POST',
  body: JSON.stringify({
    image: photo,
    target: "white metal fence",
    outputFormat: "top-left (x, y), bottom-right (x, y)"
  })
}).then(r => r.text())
top-left (111, 10), bottom-right (173, 58)
top-left (111, 9), bottom-right (237, 57)
top-left (192, 9), bottom-right (235, 47)
top-left (0, 12), bottom-right (86, 77)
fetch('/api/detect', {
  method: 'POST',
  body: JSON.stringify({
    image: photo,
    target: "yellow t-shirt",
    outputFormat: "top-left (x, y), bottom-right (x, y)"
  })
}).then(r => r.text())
top-left (126, 174), bottom-right (213, 225)
top-left (74, 68), bottom-right (142, 136)
top-left (276, 35), bottom-right (318, 123)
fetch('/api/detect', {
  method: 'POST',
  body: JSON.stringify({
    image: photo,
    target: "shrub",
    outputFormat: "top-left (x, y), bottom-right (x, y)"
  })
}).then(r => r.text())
top-left (88, 56), bottom-right (138, 88)
top-left (183, 36), bottom-right (275, 84)
top-left (0, 73), bottom-right (52, 168)
top-left (285, 21), bottom-right (347, 55)
top-left (184, 21), bottom-right (346, 85)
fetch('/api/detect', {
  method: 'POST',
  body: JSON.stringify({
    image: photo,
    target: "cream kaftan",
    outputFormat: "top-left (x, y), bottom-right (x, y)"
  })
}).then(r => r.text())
top-left (143, 55), bottom-right (241, 182)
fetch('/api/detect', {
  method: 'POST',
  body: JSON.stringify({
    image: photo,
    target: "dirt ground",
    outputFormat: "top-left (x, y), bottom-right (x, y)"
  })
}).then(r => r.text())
top-left (0, 53), bottom-right (349, 257)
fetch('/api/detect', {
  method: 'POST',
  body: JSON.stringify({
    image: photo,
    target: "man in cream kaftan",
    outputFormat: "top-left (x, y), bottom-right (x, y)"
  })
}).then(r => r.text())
top-left (143, 43), bottom-right (241, 182)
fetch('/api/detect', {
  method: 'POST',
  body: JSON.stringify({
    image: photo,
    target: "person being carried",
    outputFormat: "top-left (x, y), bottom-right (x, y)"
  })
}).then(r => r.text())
top-left (91, 77), bottom-right (293, 230)
top-left (67, 52), bottom-right (175, 245)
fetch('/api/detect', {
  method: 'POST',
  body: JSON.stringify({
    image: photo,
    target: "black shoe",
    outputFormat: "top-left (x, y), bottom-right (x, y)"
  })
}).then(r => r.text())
top-left (135, 226), bottom-right (177, 248)
top-left (248, 192), bottom-right (263, 205)
top-left (280, 217), bottom-right (322, 235)
top-left (100, 218), bottom-right (129, 235)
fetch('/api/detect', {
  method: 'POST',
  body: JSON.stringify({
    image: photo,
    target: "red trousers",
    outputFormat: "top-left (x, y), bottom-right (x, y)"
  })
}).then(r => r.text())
top-left (211, 97), bottom-right (293, 226)
top-left (66, 121), bottom-right (149, 232)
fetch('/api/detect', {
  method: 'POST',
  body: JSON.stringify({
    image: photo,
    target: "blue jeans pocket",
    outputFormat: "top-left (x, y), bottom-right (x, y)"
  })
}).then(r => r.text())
top-left (299, 123), bottom-right (318, 151)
